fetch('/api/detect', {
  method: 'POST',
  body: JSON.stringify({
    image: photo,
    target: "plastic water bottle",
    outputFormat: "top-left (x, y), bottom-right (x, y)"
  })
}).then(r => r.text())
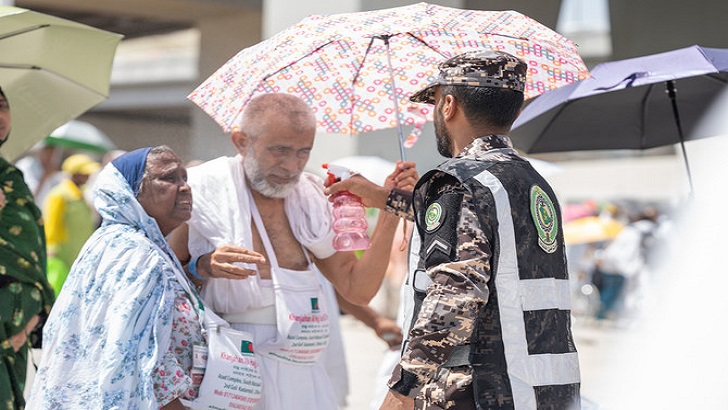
top-left (324, 164), bottom-right (371, 251)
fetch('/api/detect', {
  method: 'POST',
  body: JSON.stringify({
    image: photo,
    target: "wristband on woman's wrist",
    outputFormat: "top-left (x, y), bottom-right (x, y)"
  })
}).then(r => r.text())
top-left (188, 254), bottom-right (207, 281)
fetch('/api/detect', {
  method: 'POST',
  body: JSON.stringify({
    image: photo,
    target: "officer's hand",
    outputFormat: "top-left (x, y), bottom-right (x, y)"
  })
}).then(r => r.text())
top-left (380, 390), bottom-right (415, 409)
top-left (325, 174), bottom-right (390, 209)
top-left (386, 161), bottom-right (418, 192)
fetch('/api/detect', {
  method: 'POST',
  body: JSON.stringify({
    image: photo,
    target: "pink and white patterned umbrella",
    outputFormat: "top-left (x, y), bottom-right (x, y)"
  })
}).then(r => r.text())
top-left (189, 2), bottom-right (589, 152)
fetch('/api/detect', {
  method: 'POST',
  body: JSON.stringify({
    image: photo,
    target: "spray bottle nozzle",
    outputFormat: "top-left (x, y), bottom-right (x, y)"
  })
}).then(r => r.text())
top-left (322, 163), bottom-right (357, 182)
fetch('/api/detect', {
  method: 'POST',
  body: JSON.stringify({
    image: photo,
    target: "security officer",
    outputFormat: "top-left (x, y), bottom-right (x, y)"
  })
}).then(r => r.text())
top-left (326, 50), bottom-right (581, 409)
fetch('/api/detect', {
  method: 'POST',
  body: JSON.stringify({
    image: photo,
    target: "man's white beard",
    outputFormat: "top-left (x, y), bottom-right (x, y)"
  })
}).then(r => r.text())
top-left (243, 153), bottom-right (299, 198)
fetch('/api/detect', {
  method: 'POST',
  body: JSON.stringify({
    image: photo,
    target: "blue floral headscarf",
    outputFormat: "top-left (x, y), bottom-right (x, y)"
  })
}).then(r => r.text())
top-left (111, 147), bottom-right (152, 196)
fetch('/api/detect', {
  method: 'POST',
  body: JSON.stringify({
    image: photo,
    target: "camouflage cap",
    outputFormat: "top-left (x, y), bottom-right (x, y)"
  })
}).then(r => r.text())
top-left (410, 50), bottom-right (527, 104)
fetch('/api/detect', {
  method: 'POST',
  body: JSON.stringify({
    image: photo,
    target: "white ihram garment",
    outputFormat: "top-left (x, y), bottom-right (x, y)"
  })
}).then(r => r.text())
top-left (186, 156), bottom-right (343, 409)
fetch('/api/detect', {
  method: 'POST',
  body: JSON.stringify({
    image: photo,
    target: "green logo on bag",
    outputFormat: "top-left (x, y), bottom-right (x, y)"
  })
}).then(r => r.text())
top-left (530, 185), bottom-right (558, 253)
top-left (240, 340), bottom-right (254, 355)
top-left (311, 297), bottom-right (320, 313)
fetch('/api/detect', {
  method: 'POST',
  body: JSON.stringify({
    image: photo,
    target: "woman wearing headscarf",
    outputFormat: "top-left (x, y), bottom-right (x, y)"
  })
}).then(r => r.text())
top-left (0, 87), bottom-right (56, 410)
top-left (27, 146), bottom-right (203, 409)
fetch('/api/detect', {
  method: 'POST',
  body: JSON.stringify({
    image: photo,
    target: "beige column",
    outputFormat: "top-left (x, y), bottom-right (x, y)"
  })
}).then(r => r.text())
top-left (191, 11), bottom-right (262, 161)
top-left (262, 0), bottom-right (365, 173)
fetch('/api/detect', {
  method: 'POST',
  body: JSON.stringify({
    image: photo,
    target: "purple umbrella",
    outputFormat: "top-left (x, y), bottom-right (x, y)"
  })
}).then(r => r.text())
top-left (511, 45), bottom-right (728, 192)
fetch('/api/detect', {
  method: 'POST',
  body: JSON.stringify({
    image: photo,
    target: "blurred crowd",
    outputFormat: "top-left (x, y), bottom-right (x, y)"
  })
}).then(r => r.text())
top-left (13, 141), bottom-right (125, 295)
top-left (564, 199), bottom-right (676, 327)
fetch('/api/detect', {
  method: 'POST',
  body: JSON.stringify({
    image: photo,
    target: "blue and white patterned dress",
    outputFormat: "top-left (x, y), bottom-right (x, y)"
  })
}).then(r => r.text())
top-left (27, 163), bottom-right (204, 409)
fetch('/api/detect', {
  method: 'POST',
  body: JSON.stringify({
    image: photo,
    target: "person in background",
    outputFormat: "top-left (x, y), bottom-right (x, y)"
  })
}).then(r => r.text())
top-left (318, 277), bottom-right (403, 408)
top-left (371, 219), bottom-right (413, 409)
top-left (13, 142), bottom-right (63, 206)
top-left (27, 146), bottom-right (203, 409)
top-left (167, 93), bottom-right (417, 409)
top-left (0, 86), bottom-right (55, 410)
top-left (83, 149), bottom-right (128, 228)
top-left (326, 51), bottom-right (581, 409)
top-left (593, 207), bottom-right (659, 322)
top-left (42, 153), bottom-right (100, 295)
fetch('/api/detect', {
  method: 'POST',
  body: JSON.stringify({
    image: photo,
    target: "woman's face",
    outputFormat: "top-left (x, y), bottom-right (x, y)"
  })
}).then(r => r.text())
top-left (136, 150), bottom-right (192, 236)
top-left (0, 94), bottom-right (11, 145)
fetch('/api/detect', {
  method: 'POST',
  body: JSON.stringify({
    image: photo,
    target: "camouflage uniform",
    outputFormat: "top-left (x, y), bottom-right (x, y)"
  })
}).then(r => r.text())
top-left (385, 135), bottom-right (581, 410)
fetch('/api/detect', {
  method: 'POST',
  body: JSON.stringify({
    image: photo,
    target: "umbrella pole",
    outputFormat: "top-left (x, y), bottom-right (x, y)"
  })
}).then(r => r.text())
top-left (381, 35), bottom-right (407, 161)
top-left (665, 80), bottom-right (695, 195)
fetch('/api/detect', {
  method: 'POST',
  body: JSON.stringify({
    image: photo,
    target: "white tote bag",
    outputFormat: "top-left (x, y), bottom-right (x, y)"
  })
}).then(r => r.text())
top-left (168, 256), bottom-right (262, 410)
top-left (183, 310), bottom-right (263, 410)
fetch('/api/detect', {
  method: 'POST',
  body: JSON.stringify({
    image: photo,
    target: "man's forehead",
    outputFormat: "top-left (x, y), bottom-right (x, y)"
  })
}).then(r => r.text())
top-left (255, 124), bottom-right (314, 146)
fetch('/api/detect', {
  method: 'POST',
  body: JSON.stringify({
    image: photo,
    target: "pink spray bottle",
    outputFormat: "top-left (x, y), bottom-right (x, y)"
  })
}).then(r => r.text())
top-left (323, 164), bottom-right (371, 251)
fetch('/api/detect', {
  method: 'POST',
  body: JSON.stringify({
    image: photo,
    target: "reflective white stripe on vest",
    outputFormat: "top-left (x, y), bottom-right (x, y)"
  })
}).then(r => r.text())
top-left (473, 169), bottom-right (580, 410)
top-left (401, 232), bottom-right (423, 339)
top-left (519, 278), bottom-right (572, 311)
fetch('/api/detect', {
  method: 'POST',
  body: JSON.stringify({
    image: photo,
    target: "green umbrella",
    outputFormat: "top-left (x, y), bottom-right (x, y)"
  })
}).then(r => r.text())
top-left (0, 6), bottom-right (122, 161)
top-left (45, 120), bottom-right (116, 153)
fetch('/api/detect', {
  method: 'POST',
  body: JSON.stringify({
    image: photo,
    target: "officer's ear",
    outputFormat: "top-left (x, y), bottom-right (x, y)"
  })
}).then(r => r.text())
top-left (441, 94), bottom-right (457, 121)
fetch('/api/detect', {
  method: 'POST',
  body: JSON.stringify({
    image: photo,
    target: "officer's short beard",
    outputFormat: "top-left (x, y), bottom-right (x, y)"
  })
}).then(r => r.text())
top-left (434, 103), bottom-right (453, 158)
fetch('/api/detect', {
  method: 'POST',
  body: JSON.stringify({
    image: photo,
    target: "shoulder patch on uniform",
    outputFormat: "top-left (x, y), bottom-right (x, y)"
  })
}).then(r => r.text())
top-left (420, 192), bottom-right (461, 269)
top-left (425, 202), bottom-right (445, 232)
top-left (530, 185), bottom-right (558, 253)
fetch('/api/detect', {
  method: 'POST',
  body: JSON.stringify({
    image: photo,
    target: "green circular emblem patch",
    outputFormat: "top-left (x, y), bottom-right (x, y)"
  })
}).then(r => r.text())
top-left (529, 185), bottom-right (558, 253)
top-left (425, 203), bottom-right (444, 232)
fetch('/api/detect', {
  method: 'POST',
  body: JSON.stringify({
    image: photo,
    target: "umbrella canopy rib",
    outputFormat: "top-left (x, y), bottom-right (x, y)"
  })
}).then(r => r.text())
top-left (248, 38), bottom-right (353, 129)
top-left (261, 39), bottom-right (345, 85)
top-left (406, 32), bottom-right (450, 58)
top-left (0, 63), bottom-right (41, 70)
top-left (639, 83), bottom-right (655, 148)
top-left (351, 36), bottom-right (377, 88)
top-left (1, 64), bottom-right (110, 100)
top-left (381, 35), bottom-right (406, 160)
top-left (0, 24), bottom-right (49, 40)
top-left (349, 36), bottom-right (378, 137)
top-left (706, 73), bottom-right (728, 84)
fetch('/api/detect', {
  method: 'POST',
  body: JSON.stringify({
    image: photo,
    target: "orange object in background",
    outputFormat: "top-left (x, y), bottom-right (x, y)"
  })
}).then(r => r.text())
top-left (564, 216), bottom-right (624, 245)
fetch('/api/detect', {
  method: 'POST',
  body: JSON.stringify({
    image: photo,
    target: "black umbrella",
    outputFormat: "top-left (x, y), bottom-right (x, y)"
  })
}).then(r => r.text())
top-left (511, 45), bottom-right (728, 192)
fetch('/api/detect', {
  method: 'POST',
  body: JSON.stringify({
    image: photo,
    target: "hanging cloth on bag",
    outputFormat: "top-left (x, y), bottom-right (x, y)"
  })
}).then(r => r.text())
top-left (249, 195), bottom-right (331, 365)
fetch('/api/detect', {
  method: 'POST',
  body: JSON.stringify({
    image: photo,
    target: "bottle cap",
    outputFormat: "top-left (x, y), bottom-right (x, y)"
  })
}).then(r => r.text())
top-left (322, 163), bottom-right (358, 181)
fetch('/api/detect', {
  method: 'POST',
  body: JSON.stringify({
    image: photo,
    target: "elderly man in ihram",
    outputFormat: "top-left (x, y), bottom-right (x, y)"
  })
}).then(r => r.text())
top-left (168, 93), bottom-right (417, 409)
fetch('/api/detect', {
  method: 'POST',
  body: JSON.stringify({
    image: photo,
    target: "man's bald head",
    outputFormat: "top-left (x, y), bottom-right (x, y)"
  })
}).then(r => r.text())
top-left (238, 93), bottom-right (316, 141)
